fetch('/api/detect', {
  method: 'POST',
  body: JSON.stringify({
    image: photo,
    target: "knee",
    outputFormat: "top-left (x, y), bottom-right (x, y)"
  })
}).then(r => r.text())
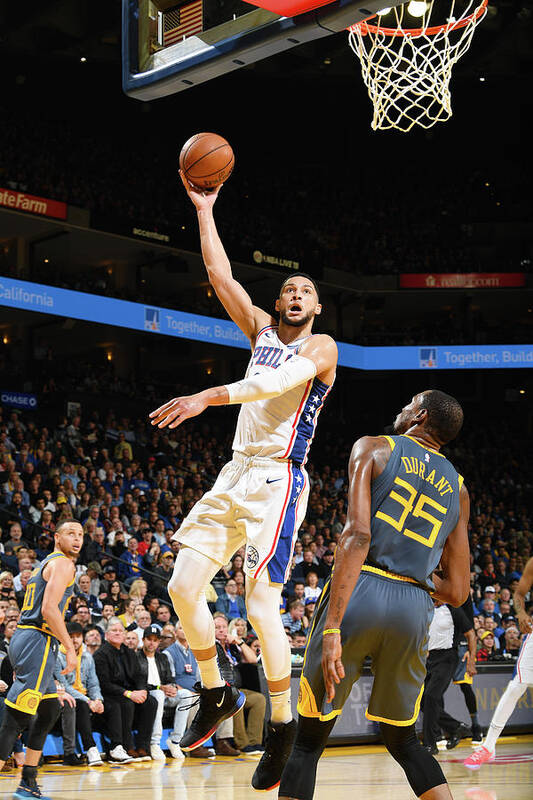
top-left (246, 597), bottom-right (273, 636)
top-left (380, 722), bottom-right (418, 761)
top-left (168, 557), bottom-right (200, 606)
top-left (151, 690), bottom-right (165, 708)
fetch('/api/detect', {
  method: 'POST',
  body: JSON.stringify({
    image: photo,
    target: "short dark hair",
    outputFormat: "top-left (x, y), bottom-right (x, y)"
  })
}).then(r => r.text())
top-left (279, 272), bottom-right (320, 300)
top-left (67, 621), bottom-right (84, 635)
top-left (56, 518), bottom-right (79, 534)
top-left (419, 390), bottom-right (464, 445)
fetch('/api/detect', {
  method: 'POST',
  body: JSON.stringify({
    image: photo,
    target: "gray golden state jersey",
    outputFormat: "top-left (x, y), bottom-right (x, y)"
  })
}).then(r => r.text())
top-left (19, 551), bottom-right (75, 637)
top-left (369, 434), bottom-right (463, 591)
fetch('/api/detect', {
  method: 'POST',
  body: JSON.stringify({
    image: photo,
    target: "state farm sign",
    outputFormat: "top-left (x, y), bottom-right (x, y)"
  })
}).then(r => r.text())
top-left (400, 273), bottom-right (526, 289)
top-left (0, 187), bottom-right (67, 220)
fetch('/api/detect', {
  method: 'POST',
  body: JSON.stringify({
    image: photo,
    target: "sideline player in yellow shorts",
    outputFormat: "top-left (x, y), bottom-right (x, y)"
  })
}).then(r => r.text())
top-left (0, 520), bottom-right (82, 800)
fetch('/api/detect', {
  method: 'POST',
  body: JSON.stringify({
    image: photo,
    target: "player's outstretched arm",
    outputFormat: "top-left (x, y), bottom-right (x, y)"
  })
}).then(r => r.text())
top-left (431, 484), bottom-right (470, 607)
top-left (150, 352), bottom-right (320, 429)
top-left (42, 557), bottom-right (77, 673)
top-left (321, 436), bottom-right (380, 702)
top-left (180, 171), bottom-right (271, 341)
top-left (514, 556), bottom-right (533, 634)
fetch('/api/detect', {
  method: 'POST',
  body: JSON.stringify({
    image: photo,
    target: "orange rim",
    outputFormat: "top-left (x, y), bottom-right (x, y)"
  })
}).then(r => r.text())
top-left (350, 0), bottom-right (487, 37)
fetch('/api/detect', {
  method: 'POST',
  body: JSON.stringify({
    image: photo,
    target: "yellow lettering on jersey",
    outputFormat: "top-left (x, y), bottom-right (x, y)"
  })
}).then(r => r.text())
top-left (434, 477), bottom-right (453, 496)
top-left (402, 457), bottom-right (454, 496)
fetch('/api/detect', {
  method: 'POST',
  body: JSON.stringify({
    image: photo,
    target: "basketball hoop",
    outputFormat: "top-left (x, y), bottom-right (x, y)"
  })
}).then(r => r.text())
top-left (348, 0), bottom-right (488, 132)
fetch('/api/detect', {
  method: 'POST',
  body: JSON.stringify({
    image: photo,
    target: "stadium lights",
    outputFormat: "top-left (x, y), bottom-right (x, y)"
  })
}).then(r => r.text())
top-left (80, 56), bottom-right (87, 62)
top-left (407, 1), bottom-right (428, 17)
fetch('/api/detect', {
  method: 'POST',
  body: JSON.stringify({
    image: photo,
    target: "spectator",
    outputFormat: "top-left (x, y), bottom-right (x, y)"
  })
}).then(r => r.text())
top-left (93, 619), bottom-right (157, 762)
top-left (136, 625), bottom-right (178, 760)
top-left (163, 621), bottom-right (204, 759)
top-left (501, 625), bottom-right (522, 657)
top-left (155, 604), bottom-right (174, 627)
top-left (117, 598), bottom-right (137, 629)
top-left (215, 578), bottom-right (247, 621)
top-left (281, 601), bottom-right (308, 635)
top-left (477, 630), bottom-right (497, 662)
top-left (158, 624), bottom-right (176, 650)
top-left (124, 630), bottom-right (140, 650)
top-left (83, 626), bottom-right (103, 656)
top-left (131, 606), bottom-right (154, 641)
top-left (304, 571), bottom-right (322, 603)
top-left (54, 622), bottom-right (105, 767)
top-left (75, 573), bottom-right (103, 617)
top-left (214, 613), bottom-right (265, 755)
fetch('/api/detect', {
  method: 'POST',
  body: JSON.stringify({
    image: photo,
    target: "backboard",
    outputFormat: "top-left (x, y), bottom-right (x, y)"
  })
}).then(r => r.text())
top-left (122, 0), bottom-right (404, 100)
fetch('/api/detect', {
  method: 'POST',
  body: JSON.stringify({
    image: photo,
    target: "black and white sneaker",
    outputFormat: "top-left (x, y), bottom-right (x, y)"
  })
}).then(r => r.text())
top-left (252, 720), bottom-right (297, 792)
top-left (180, 682), bottom-right (245, 752)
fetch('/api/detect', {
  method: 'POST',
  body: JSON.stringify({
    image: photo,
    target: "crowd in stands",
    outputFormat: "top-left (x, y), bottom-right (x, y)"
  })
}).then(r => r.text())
top-left (0, 383), bottom-right (531, 766)
top-left (0, 102), bottom-right (531, 282)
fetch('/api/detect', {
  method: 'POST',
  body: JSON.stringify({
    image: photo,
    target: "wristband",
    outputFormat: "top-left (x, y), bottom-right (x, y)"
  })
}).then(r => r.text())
top-left (126, 690), bottom-right (132, 699)
top-left (323, 628), bottom-right (341, 636)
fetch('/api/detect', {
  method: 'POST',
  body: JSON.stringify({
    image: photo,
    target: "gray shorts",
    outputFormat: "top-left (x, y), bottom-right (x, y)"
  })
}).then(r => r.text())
top-left (6, 627), bottom-right (59, 715)
top-left (298, 568), bottom-right (434, 725)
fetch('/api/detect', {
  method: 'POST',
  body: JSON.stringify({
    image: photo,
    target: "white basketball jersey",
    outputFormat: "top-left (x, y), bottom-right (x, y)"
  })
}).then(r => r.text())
top-left (232, 325), bottom-right (334, 464)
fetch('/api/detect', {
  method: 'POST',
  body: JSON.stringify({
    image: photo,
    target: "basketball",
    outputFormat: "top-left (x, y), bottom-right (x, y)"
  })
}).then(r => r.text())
top-left (179, 132), bottom-right (234, 191)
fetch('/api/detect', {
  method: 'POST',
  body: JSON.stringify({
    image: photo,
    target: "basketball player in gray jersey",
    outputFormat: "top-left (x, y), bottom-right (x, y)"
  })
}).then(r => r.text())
top-left (279, 390), bottom-right (470, 800)
top-left (0, 520), bottom-right (82, 800)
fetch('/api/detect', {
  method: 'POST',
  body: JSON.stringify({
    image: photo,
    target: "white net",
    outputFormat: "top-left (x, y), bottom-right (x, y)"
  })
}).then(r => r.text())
top-left (348, 0), bottom-right (488, 132)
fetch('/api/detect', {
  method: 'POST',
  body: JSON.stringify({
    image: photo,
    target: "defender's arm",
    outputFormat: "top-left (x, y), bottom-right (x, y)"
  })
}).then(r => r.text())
top-left (321, 437), bottom-right (382, 701)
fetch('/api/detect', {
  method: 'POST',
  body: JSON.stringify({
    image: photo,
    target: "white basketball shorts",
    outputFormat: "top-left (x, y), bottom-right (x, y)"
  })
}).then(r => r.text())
top-left (173, 453), bottom-right (309, 585)
top-left (513, 632), bottom-right (533, 684)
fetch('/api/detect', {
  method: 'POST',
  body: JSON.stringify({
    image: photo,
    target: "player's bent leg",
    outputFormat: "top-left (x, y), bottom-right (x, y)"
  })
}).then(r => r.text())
top-left (0, 705), bottom-right (32, 767)
top-left (380, 722), bottom-right (452, 799)
top-left (12, 698), bottom-right (62, 800)
top-left (168, 545), bottom-right (223, 688)
top-left (278, 715), bottom-right (336, 800)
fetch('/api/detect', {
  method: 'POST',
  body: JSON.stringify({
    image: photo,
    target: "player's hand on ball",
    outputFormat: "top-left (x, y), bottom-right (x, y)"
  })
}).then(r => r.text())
top-left (180, 170), bottom-right (222, 209)
top-left (322, 631), bottom-right (344, 703)
top-left (150, 392), bottom-right (209, 429)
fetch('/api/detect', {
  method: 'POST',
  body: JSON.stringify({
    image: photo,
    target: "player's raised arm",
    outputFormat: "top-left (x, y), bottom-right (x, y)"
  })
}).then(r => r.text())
top-left (514, 556), bottom-right (533, 634)
top-left (42, 557), bottom-right (77, 672)
top-left (180, 171), bottom-right (271, 342)
top-left (321, 436), bottom-right (381, 701)
top-left (431, 484), bottom-right (470, 607)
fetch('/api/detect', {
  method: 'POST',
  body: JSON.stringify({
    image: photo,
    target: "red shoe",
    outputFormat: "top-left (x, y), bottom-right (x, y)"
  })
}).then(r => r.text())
top-left (463, 747), bottom-right (495, 770)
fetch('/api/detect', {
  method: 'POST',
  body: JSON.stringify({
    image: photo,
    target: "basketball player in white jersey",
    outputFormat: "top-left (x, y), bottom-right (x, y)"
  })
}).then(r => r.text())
top-left (149, 173), bottom-right (337, 788)
top-left (464, 555), bottom-right (533, 769)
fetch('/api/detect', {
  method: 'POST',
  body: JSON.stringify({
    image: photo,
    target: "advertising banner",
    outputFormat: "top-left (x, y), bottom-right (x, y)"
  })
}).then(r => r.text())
top-left (400, 273), bottom-right (526, 289)
top-left (1, 277), bottom-right (532, 371)
top-left (0, 188), bottom-right (67, 220)
top-left (1, 391), bottom-right (38, 410)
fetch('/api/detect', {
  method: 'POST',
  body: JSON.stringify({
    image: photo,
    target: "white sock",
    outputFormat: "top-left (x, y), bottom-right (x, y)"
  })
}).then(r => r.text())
top-left (199, 656), bottom-right (225, 689)
top-left (484, 679), bottom-right (527, 752)
top-left (270, 689), bottom-right (292, 725)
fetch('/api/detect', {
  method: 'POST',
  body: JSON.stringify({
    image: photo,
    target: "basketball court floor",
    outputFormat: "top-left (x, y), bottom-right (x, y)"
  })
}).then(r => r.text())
top-left (0, 736), bottom-right (530, 800)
